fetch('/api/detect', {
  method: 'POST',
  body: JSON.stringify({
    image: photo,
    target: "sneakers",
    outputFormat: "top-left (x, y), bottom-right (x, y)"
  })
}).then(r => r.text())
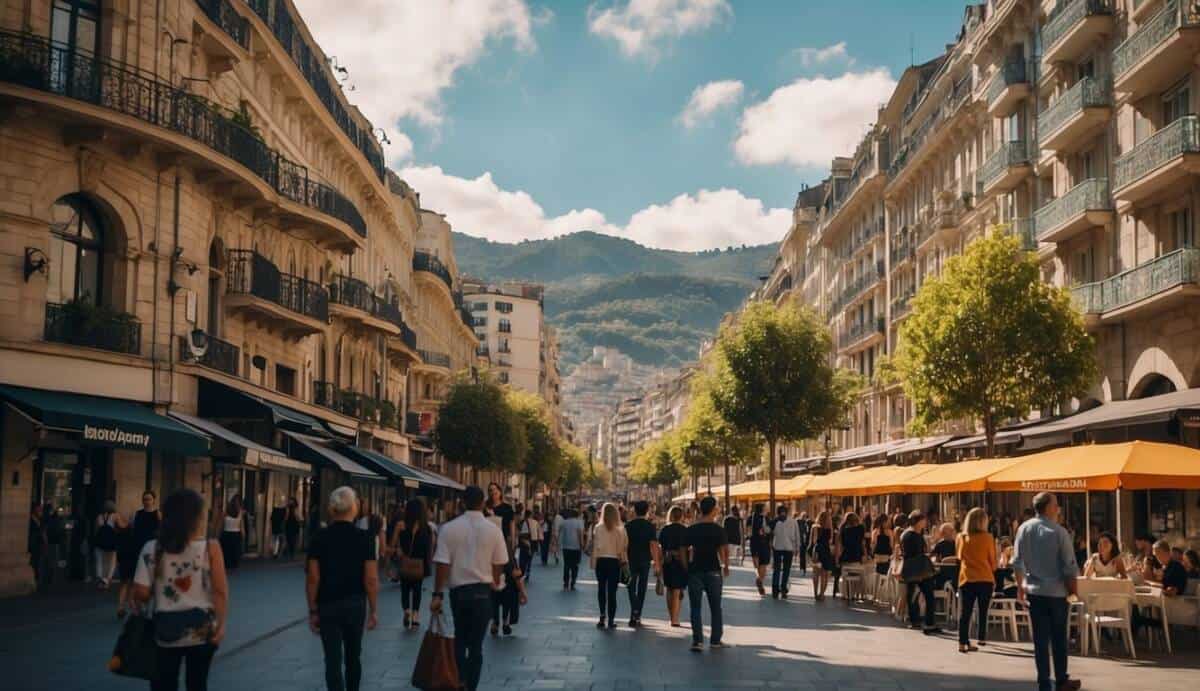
top-left (709, 642), bottom-right (729, 649)
top-left (502, 624), bottom-right (512, 636)
top-left (689, 642), bottom-right (703, 653)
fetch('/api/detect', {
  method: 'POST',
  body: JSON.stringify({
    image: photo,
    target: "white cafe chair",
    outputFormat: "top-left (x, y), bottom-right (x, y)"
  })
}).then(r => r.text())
top-left (988, 598), bottom-right (1030, 641)
top-left (1086, 592), bottom-right (1136, 658)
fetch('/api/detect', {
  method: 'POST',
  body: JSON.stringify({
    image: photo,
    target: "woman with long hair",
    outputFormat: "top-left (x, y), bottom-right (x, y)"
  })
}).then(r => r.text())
top-left (218, 495), bottom-right (245, 570)
top-left (486, 482), bottom-right (515, 552)
top-left (810, 510), bottom-right (834, 601)
top-left (589, 502), bottom-right (628, 629)
top-left (396, 498), bottom-right (432, 630)
top-left (1083, 531), bottom-right (1127, 578)
top-left (956, 507), bottom-right (996, 653)
top-left (657, 505), bottom-right (689, 627)
top-left (118, 491), bottom-right (161, 617)
top-left (132, 489), bottom-right (228, 691)
top-left (870, 513), bottom-right (893, 577)
top-left (748, 503), bottom-right (771, 596)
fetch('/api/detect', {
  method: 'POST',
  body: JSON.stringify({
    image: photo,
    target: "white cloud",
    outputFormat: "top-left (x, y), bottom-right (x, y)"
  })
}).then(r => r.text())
top-left (292, 0), bottom-right (538, 138)
top-left (678, 80), bottom-right (744, 128)
top-left (793, 42), bottom-right (852, 68)
top-left (734, 69), bottom-right (896, 168)
top-left (587, 0), bottom-right (732, 59)
top-left (399, 166), bottom-right (788, 251)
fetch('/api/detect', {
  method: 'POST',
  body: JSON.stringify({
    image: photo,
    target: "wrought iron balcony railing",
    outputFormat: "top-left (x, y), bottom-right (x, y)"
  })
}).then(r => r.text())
top-left (1113, 0), bottom-right (1200, 79)
top-left (841, 316), bottom-right (885, 347)
top-left (0, 30), bottom-right (366, 238)
top-left (328, 273), bottom-right (373, 313)
top-left (1034, 178), bottom-right (1111, 239)
top-left (399, 322), bottom-right (418, 351)
top-left (980, 140), bottom-right (1031, 187)
top-left (985, 59), bottom-right (1035, 105)
top-left (195, 0), bottom-right (250, 49)
top-left (412, 251), bottom-right (453, 290)
top-left (418, 349), bottom-right (452, 369)
top-left (890, 292), bottom-right (914, 318)
top-left (1010, 217), bottom-right (1037, 250)
top-left (1041, 0), bottom-right (1113, 53)
top-left (44, 301), bottom-right (141, 355)
top-left (226, 249), bottom-right (328, 322)
top-left (1037, 76), bottom-right (1112, 141)
top-left (1071, 247), bottom-right (1200, 314)
top-left (177, 332), bottom-right (240, 377)
top-left (1113, 115), bottom-right (1200, 191)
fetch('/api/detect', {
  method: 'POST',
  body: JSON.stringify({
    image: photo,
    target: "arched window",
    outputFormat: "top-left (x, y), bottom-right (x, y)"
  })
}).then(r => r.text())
top-left (51, 0), bottom-right (100, 54)
top-left (47, 194), bottom-right (104, 306)
top-left (1133, 374), bottom-right (1176, 399)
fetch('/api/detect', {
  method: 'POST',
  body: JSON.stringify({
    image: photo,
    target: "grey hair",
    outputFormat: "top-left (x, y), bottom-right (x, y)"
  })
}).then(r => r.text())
top-left (1032, 492), bottom-right (1055, 515)
top-left (328, 486), bottom-right (358, 516)
top-left (1153, 539), bottom-right (1171, 553)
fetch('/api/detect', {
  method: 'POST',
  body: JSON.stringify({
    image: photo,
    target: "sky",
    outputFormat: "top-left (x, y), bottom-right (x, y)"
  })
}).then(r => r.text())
top-left (293, 0), bottom-right (970, 251)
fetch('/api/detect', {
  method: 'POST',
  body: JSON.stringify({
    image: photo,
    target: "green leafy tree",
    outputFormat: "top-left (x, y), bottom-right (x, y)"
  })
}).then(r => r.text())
top-left (895, 231), bottom-right (1097, 457)
top-left (679, 357), bottom-right (759, 511)
top-left (434, 377), bottom-right (526, 479)
top-left (629, 432), bottom-right (683, 488)
top-left (711, 299), bottom-right (844, 510)
top-left (506, 389), bottom-right (565, 487)
top-left (560, 443), bottom-right (588, 493)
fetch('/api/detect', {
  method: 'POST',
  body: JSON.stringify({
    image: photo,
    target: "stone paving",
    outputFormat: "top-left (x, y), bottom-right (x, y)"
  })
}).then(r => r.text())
top-left (3, 556), bottom-right (1199, 690)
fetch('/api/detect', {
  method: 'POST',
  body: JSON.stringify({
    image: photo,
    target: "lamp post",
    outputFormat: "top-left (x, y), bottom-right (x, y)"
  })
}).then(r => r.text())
top-left (686, 442), bottom-right (698, 495)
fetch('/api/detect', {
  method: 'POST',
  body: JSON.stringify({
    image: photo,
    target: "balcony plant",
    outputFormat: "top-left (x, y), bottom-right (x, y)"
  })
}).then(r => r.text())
top-left (50, 297), bottom-right (139, 351)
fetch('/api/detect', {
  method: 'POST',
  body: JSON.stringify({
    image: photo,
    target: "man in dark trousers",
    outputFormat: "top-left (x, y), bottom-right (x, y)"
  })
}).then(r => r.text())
top-left (685, 496), bottom-right (730, 652)
top-left (624, 501), bottom-right (659, 627)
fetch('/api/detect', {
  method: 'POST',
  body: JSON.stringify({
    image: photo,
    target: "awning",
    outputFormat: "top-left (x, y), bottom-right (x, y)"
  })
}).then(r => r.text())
top-left (258, 399), bottom-right (328, 435)
top-left (782, 456), bottom-right (826, 473)
top-left (727, 480), bottom-right (773, 500)
top-left (984, 440), bottom-right (1200, 492)
top-left (887, 457), bottom-right (1026, 494)
top-left (168, 412), bottom-right (309, 474)
top-left (281, 431), bottom-right (381, 480)
top-left (886, 435), bottom-right (955, 457)
top-left (778, 475), bottom-right (814, 498)
top-left (338, 445), bottom-right (427, 488)
top-left (805, 464), bottom-right (940, 497)
top-left (0, 384), bottom-right (208, 456)
top-left (827, 439), bottom-right (908, 464)
top-left (803, 465), bottom-right (867, 495)
top-left (407, 466), bottom-right (465, 491)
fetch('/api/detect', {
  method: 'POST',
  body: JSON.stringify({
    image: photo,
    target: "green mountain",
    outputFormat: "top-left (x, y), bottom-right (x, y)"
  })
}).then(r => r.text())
top-left (451, 231), bottom-right (777, 370)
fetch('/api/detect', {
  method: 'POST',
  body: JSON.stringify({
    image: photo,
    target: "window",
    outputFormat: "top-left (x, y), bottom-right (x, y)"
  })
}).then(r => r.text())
top-left (470, 301), bottom-right (488, 312)
top-left (47, 194), bottom-right (104, 306)
top-left (495, 301), bottom-right (513, 314)
top-left (498, 372), bottom-right (510, 384)
top-left (51, 0), bottom-right (100, 54)
top-left (1077, 56), bottom-right (1095, 81)
top-left (498, 318), bottom-right (512, 333)
top-left (1073, 246), bottom-right (1094, 284)
top-left (275, 364), bottom-right (296, 396)
top-left (1168, 207), bottom-right (1194, 249)
top-left (472, 316), bottom-right (487, 327)
top-left (1163, 80), bottom-right (1190, 126)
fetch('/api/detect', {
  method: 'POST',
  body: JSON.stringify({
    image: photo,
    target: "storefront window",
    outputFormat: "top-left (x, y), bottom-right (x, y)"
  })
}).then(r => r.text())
top-left (1148, 490), bottom-right (1186, 544)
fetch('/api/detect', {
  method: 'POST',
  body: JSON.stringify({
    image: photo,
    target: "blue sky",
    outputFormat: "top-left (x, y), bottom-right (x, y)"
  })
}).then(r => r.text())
top-left (296, 1), bottom-right (972, 250)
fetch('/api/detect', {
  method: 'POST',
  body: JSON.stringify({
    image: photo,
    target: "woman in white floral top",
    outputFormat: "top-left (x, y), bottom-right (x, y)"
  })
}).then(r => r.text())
top-left (133, 489), bottom-right (228, 691)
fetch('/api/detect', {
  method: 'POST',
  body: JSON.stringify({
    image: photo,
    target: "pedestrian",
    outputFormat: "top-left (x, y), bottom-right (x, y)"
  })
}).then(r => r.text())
top-left (269, 500), bottom-right (286, 558)
top-left (306, 487), bottom-right (379, 691)
top-left (723, 505), bottom-right (743, 564)
top-left (486, 483), bottom-right (516, 553)
top-left (385, 503), bottom-right (406, 583)
top-left (132, 488), bottom-right (228, 691)
top-left (284, 498), bottom-right (302, 559)
top-left (685, 496), bottom-right (729, 652)
top-left (1012, 492), bottom-right (1080, 691)
top-left (796, 511), bottom-right (812, 574)
top-left (118, 492), bottom-right (161, 618)
top-left (871, 513), bottom-right (893, 577)
top-left (540, 508), bottom-right (554, 565)
top-left (93, 500), bottom-right (124, 589)
top-left (900, 510), bottom-right (940, 635)
top-left (658, 505), bottom-right (688, 627)
top-left (28, 503), bottom-right (48, 589)
top-left (810, 510), bottom-right (834, 601)
top-left (558, 508), bottom-right (585, 591)
top-left (218, 496), bottom-right (245, 571)
top-left (837, 511), bottom-right (866, 594)
top-left (590, 502), bottom-right (629, 629)
top-left (624, 500), bottom-right (659, 627)
top-left (748, 503), bottom-right (771, 596)
top-left (516, 509), bottom-right (535, 582)
top-left (490, 557), bottom-right (529, 636)
top-left (529, 508), bottom-right (544, 569)
top-left (956, 507), bottom-right (996, 654)
top-left (430, 485), bottom-right (508, 691)
top-left (395, 498), bottom-right (433, 631)
top-left (770, 504), bottom-right (800, 599)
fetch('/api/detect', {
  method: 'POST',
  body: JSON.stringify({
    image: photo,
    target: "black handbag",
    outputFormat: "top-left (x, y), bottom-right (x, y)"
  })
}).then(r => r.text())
top-left (108, 614), bottom-right (158, 681)
top-left (900, 553), bottom-right (935, 583)
top-left (618, 562), bottom-right (631, 586)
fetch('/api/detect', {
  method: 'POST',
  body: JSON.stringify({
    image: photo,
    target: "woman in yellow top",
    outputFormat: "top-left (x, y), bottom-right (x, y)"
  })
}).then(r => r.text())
top-left (955, 507), bottom-right (997, 653)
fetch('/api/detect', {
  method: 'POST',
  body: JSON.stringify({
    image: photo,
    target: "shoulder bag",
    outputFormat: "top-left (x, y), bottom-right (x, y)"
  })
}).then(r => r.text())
top-left (899, 531), bottom-right (935, 584)
top-left (108, 544), bottom-right (159, 681)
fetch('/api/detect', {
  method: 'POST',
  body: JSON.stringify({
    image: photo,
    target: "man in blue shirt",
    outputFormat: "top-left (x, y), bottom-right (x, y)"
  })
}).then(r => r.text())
top-left (1012, 492), bottom-right (1080, 691)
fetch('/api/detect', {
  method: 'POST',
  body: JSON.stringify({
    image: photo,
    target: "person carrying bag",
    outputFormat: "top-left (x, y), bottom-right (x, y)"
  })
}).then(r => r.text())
top-left (899, 510), bottom-right (939, 635)
top-left (411, 613), bottom-right (460, 691)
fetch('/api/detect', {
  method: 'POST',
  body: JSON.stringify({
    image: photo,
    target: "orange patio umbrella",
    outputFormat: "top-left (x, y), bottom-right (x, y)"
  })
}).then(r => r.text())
top-left (984, 440), bottom-right (1200, 492)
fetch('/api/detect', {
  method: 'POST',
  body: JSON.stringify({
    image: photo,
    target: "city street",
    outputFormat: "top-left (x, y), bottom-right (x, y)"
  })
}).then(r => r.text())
top-left (3, 555), bottom-right (1197, 691)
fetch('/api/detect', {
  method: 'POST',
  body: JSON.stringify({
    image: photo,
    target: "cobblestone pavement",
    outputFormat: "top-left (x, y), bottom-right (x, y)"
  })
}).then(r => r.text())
top-left (4, 557), bottom-right (1198, 690)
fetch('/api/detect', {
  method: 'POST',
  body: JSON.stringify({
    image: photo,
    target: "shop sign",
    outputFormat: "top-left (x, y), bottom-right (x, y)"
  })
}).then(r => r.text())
top-left (83, 423), bottom-right (150, 449)
top-left (1019, 478), bottom-right (1088, 491)
top-left (1179, 410), bottom-right (1200, 428)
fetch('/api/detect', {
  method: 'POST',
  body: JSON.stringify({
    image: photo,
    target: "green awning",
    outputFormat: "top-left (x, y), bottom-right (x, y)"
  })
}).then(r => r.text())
top-left (281, 431), bottom-right (381, 480)
top-left (0, 384), bottom-right (209, 456)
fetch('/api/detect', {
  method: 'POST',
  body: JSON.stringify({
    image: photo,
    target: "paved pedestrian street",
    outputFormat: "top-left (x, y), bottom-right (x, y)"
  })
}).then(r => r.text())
top-left (3, 557), bottom-right (1197, 691)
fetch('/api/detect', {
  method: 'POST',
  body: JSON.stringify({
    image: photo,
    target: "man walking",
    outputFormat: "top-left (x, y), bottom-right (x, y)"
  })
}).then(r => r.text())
top-left (559, 508), bottom-right (585, 591)
top-left (685, 496), bottom-right (730, 652)
top-left (624, 500), bottom-right (659, 627)
top-left (796, 511), bottom-right (812, 575)
top-left (430, 486), bottom-right (508, 691)
top-left (770, 505), bottom-right (800, 599)
top-left (306, 487), bottom-right (379, 691)
top-left (1012, 492), bottom-right (1080, 691)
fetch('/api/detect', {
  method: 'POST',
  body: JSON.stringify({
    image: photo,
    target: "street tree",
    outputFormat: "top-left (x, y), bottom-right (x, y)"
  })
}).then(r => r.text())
top-left (506, 389), bottom-right (566, 488)
top-left (434, 376), bottom-right (526, 482)
top-left (895, 231), bottom-right (1097, 457)
top-left (711, 299), bottom-right (845, 510)
top-left (679, 356), bottom-right (759, 512)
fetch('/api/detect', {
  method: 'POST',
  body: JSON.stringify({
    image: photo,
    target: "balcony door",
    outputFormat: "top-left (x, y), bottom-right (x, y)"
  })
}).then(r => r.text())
top-left (51, 0), bottom-right (100, 53)
top-left (47, 195), bottom-right (104, 307)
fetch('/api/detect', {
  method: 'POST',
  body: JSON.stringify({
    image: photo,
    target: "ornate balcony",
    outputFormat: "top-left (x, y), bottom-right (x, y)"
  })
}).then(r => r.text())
top-left (177, 333), bottom-right (239, 377)
top-left (413, 251), bottom-right (453, 291)
top-left (225, 249), bottom-right (328, 336)
top-left (1037, 77), bottom-right (1112, 155)
top-left (193, 0), bottom-right (250, 66)
top-left (386, 321), bottom-right (420, 365)
top-left (417, 349), bottom-right (452, 371)
top-left (1113, 115), bottom-right (1200, 205)
top-left (980, 141), bottom-right (1032, 195)
top-left (890, 233), bottom-right (915, 267)
top-left (1035, 179), bottom-right (1113, 244)
top-left (328, 274), bottom-right (405, 335)
top-left (840, 316), bottom-right (886, 352)
top-left (1071, 248), bottom-right (1200, 322)
top-left (986, 59), bottom-right (1035, 118)
top-left (890, 292), bottom-right (915, 321)
top-left (0, 30), bottom-right (366, 246)
top-left (1113, 1), bottom-right (1200, 101)
top-left (1041, 0), bottom-right (1114, 67)
top-left (43, 301), bottom-right (140, 355)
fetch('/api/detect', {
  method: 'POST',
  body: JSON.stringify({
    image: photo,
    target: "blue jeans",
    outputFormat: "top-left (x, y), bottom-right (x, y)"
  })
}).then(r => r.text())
top-left (627, 562), bottom-right (651, 618)
top-left (1028, 595), bottom-right (1070, 691)
top-left (450, 583), bottom-right (492, 691)
top-left (687, 571), bottom-right (723, 645)
top-left (771, 550), bottom-right (793, 595)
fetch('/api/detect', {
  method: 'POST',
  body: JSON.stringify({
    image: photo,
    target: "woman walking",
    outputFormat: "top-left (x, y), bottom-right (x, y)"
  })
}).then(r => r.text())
top-left (956, 507), bottom-right (996, 653)
top-left (132, 489), bottom-right (228, 691)
top-left (810, 510), bottom-right (834, 601)
top-left (218, 496), bottom-right (246, 570)
top-left (590, 502), bottom-right (628, 629)
top-left (870, 514), bottom-right (893, 577)
top-left (658, 505), bottom-right (689, 627)
top-left (900, 510), bottom-right (939, 635)
top-left (748, 503), bottom-right (771, 596)
top-left (517, 509), bottom-right (535, 582)
top-left (93, 500), bottom-right (124, 589)
top-left (118, 492), bottom-right (161, 618)
top-left (283, 498), bottom-right (301, 559)
top-left (395, 498), bottom-right (432, 630)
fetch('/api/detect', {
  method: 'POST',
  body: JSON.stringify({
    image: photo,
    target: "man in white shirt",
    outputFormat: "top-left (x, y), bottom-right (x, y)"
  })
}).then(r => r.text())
top-left (770, 505), bottom-right (801, 599)
top-left (430, 486), bottom-right (508, 691)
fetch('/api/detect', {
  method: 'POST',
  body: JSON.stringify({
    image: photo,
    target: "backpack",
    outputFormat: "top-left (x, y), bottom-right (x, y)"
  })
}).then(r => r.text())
top-left (95, 514), bottom-right (118, 551)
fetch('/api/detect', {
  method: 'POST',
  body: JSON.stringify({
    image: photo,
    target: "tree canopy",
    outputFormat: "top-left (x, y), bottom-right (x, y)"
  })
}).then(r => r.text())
top-left (894, 230), bottom-right (1097, 456)
top-left (678, 355), bottom-right (760, 507)
top-left (506, 389), bottom-right (566, 486)
top-left (434, 376), bottom-right (526, 472)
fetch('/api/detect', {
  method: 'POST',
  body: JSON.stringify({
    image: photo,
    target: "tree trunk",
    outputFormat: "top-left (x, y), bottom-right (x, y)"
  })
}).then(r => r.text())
top-left (984, 411), bottom-right (996, 459)
top-left (768, 437), bottom-right (777, 514)
top-left (706, 464), bottom-right (712, 495)
top-left (724, 456), bottom-right (731, 515)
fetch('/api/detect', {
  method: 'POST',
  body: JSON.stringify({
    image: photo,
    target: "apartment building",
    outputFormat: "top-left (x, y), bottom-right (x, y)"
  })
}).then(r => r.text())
top-left (0, 0), bottom-right (475, 596)
top-left (765, 0), bottom-right (1200, 476)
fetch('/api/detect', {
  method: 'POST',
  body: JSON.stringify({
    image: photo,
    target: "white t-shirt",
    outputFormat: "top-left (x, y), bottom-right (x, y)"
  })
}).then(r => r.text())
top-left (223, 514), bottom-right (242, 532)
top-left (433, 511), bottom-right (509, 589)
top-left (134, 539), bottom-right (216, 647)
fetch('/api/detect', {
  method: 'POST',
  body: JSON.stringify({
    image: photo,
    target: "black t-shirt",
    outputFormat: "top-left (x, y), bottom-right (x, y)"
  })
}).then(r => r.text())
top-left (685, 521), bottom-right (727, 574)
top-left (932, 539), bottom-right (956, 561)
top-left (1162, 559), bottom-right (1189, 595)
top-left (625, 517), bottom-right (656, 566)
top-left (307, 521), bottom-right (376, 604)
top-left (723, 516), bottom-right (742, 543)
top-left (840, 524), bottom-right (866, 563)
top-left (659, 523), bottom-right (686, 552)
top-left (493, 503), bottom-right (515, 542)
top-left (900, 528), bottom-right (927, 559)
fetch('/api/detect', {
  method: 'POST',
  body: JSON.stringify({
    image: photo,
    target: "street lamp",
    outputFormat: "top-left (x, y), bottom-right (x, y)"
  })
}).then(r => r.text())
top-left (686, 442), bottom-right (698, 494)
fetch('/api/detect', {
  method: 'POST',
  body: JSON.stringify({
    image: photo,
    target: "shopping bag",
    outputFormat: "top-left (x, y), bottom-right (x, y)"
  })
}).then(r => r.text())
top-left (618, 562), bottom-right (631, 586)
top-left (411, 613), bottom-right (461, 691)
top-left (108, 614), bottom-right (159, 681)
top-left (655, 575), bottom-right (664, 597)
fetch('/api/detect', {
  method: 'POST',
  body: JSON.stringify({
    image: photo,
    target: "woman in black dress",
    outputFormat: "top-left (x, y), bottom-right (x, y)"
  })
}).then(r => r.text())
top-left (748, 503), bottom-right (771, 596)
top-left (657, 505), bottom-right (688, 627)
top-left (117, 491), bottom-right (160, 618)
top-left (810, 510), bottom-right (834, 601)
top-left (396, 498), bottom-right (433, 630)
top-left (871, 513), bottom-right (894, 576)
